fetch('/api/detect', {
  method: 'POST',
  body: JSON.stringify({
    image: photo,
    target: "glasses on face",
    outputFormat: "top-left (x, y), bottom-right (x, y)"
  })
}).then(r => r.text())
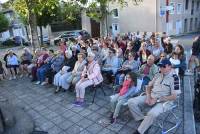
top-left (160, 55), bottom-right (165, 58)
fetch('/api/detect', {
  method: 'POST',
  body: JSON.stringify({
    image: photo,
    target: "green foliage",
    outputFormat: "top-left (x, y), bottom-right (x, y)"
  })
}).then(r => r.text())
top-left (0, 13), bottom-right (9, 33)
top-left (11, 0), bottom-right (59, 27)
top-left (61, 1), bottom-right (82, 23)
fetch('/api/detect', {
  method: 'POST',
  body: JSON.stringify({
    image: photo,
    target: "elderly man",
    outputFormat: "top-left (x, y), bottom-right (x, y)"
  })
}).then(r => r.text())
top-left (139, 55), bottom-right (159, 87)
top-left (128, 58), bottom-right (181, 134)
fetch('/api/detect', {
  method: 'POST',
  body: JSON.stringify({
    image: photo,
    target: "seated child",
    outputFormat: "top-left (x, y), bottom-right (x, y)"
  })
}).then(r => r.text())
top-left (170, 51), bottom-right (180, 75)
top-left (110, 72), bottom-right (138, 124)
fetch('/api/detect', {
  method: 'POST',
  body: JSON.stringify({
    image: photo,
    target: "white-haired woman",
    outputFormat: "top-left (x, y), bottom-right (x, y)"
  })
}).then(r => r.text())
top-left (19, 47), bottom-right (33, 78)
top-left (65, 53), bottom-right (87, 91)
top-left (54, 50), bottom-right (76, 93)
top-left (73, 52), bottom-right (103, 106)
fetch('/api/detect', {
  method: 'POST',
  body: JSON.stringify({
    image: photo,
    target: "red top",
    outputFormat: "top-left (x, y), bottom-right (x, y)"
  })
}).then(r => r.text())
top-left (119, 80), bottom-right (132, 96)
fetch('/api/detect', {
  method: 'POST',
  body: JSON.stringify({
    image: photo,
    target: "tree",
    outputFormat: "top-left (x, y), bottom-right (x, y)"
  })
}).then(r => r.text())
top-left (0, 13), bottom-right (9, 33)
top-left (10, 0), bottom-right (59, 50)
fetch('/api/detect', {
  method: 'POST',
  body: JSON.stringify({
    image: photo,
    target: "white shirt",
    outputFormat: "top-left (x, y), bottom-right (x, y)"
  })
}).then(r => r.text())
top-left (170, 58), bottom-right (180, 75)
top-left (7, 55), bottom-right (19, 65)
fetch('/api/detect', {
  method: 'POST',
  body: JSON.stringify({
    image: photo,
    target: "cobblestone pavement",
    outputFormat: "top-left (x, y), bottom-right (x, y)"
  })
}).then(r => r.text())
top-left (0, 76), bottom-right (184, 134)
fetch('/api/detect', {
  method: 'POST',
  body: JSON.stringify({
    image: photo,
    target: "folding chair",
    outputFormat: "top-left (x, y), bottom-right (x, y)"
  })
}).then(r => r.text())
top-left (158, 95), bottom-right (181, 134)
top-left (87, 82), bottom-right (106, 103)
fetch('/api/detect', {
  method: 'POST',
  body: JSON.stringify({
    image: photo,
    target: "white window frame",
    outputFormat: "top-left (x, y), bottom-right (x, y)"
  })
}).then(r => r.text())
top-left (176, 3), bottom-right (182, 14)
top-left (112, 8), bottom-right (119, 18)
top-left (169, 2), bottom-right (175, 14)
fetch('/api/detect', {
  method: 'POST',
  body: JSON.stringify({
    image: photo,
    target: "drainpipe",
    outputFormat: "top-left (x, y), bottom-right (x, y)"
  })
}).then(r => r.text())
top-left (166, 0), bottom-right (169, 23)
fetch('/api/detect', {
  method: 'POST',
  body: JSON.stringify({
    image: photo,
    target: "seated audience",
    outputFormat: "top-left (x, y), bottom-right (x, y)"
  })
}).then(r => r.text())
top-left (128, 59), bottom-right (180, 134)
top-left (110, 72), bottom-right (138, 124)
top-left (73, 52), bottom-right (103, 106)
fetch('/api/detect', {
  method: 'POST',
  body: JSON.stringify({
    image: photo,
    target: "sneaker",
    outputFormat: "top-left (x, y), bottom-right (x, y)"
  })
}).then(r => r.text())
top-left (9, 77), bottom-right (12, 80)
top-left (13, 76), bottom-right (16, 79)
top-left (110, 117), bottom-right (116, 124)
top-left (54, 87), bottom-right (60, 93)
top-left (72, 101), bottom-right (80, 106)
top-left (20, 74), bottom-right (23, 78)
top-left (41, 82), bottom-right (48, 86)
top-left (75, 101), bottom-right (85, 107)
top-left (35, 81), bottom-right (41, 85)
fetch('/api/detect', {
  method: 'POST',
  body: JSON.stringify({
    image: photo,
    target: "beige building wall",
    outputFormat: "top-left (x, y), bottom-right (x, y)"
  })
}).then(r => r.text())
top-left (107, 0), bottom-right (200, 36)
top-left (107, 0), bottom-right (157, 34)
top-left (81, 0), bottom-right (200, 36)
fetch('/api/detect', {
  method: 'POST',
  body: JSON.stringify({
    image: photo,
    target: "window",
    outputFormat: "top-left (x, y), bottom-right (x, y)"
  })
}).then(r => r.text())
top-left (184, 19), bottom-right (188, 32)
top-left (169, 3), bottom-right (175, 14)
top-left (177, 3), bottom-right (182, 14)
top-left (197, 1), bottom-right (200, 11)
top-left (113, 9), bottom-right (119, 18)
top-left (185, 0), bottom-right (189, 10)
top-left (190, 18), bottom-right (193, 31)
top-left (195, 18), bottom-right (198, 28)
top-left (191, 1), bottom-right (194, 15)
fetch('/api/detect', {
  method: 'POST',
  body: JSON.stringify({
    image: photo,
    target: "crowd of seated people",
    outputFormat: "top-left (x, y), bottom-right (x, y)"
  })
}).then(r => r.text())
top-left (1, 32), bottom-right (198, 134)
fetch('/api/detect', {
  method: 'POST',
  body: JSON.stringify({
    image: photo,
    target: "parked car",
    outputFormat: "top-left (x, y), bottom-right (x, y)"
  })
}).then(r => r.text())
top-left (38, 35), bottom-right (50, 45)
top-left (2, 36), bottom-right (30, 46)
top-left (53, 30), bottom-right (90, 45)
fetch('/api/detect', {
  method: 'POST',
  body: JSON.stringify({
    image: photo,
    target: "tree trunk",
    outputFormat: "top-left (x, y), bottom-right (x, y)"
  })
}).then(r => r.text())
top-left (26, 0), bottom-right (39, 51)
top-left (100, 4), bottom-right (108, 37)
top-left (25, 25), bottom-right (29, 41)
top-left (29, 12), bottom-right (39, 51)
top-left (100, 19), bottom-right (105, 37)
top-left (39, 26), bottom-right (43, 46)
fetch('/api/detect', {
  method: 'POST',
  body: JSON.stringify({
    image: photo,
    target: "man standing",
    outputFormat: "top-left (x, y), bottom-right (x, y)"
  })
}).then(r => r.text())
top-left (128, 58), bottom-right (181, 134)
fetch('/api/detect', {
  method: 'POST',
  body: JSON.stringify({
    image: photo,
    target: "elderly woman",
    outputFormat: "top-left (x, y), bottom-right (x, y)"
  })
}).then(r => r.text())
top-left (115, 52), bottom-right (140, 85)
top-left (35, 49), bottom-right (55, 85)
top-left (73, 52), bottom-right (103, 106)
top-left (6, 50), bottom-right (20, 80)
top-left (64, 53), bottom-right (86, 91)
top-left (102, 48), bottom-right (119, 83)
top-left (45, 50), bottom-right (65, 84)
top-left (54, 50), bottom-right (76, 93)
top-left (19, 47), bottom-right (33, 78)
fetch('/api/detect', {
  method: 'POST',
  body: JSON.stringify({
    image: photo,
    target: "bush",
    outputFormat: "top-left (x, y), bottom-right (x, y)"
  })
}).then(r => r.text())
top-left (2, 39), bottom-right (15, 46)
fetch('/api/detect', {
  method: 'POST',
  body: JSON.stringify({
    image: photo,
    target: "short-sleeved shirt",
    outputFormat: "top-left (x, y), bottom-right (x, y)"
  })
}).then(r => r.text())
top-left (148, 71), bottom-right (181, 99)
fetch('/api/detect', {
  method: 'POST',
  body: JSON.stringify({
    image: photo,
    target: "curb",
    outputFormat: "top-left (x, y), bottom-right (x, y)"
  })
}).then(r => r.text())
top-left (184, 76), bottom-right (196, 134)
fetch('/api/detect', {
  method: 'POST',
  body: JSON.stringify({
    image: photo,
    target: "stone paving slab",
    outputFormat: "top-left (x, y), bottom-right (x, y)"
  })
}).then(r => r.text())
top-left (0, 77), bottom-right (184, 134)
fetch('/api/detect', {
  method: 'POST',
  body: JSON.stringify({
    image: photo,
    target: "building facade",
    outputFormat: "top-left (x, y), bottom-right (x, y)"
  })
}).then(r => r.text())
top-left (82, 0), bottom-right (200, 36)
top-left (107, 0), bottom-right (200, 36)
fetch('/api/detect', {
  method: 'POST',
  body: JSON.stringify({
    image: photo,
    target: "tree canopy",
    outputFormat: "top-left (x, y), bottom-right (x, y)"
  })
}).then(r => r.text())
top-left (0, 12), bottom-right (9, 33)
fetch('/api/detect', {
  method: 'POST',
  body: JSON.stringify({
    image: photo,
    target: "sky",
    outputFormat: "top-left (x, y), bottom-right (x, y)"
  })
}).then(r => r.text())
top-left (0, 0), bottom-right (9, 4)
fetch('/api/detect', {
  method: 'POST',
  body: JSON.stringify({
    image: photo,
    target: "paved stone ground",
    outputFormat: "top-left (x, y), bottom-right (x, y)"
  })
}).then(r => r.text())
top-left (0, 76), bottom-right (184, 134)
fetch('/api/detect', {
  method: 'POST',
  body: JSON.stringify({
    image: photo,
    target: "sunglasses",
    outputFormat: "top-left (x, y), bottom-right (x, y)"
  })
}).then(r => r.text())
top-left (159, 66), bottom-right (166, 68)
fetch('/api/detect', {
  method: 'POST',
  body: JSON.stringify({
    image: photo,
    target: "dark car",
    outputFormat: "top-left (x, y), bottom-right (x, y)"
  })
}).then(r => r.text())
top-left (38, 35), bottom-right (50, 45)
top-left (2, 36), bottom-right (30, 46)
top-left (54, 30), bottom-right (90, 45)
